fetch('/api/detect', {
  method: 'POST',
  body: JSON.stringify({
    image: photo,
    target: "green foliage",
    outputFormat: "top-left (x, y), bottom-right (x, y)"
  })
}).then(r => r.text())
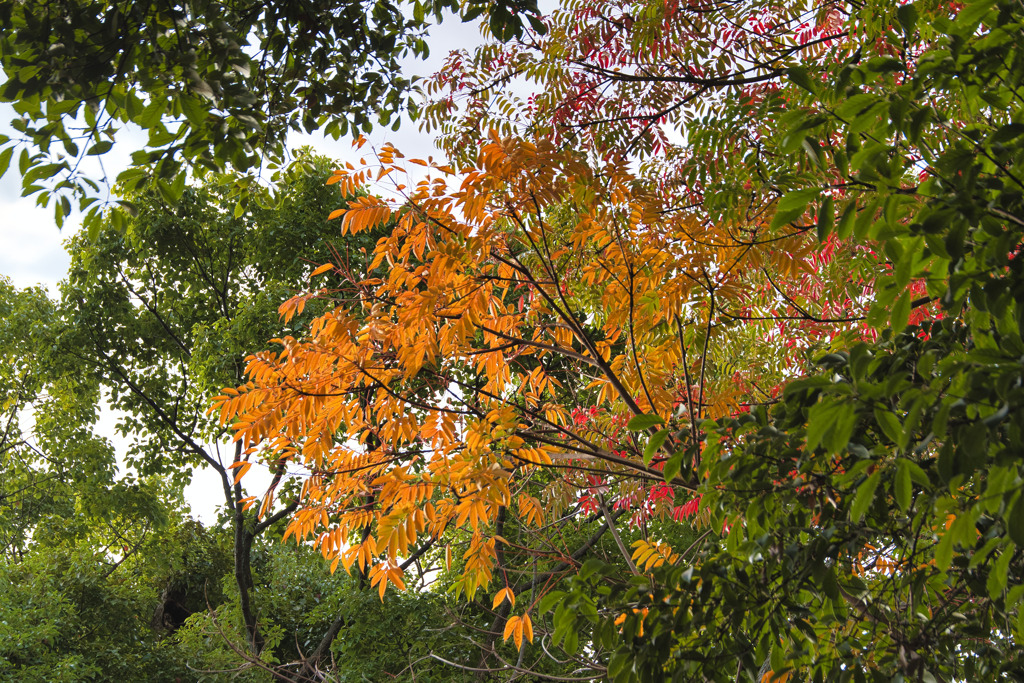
top-left (0, 520), bottom-right (217, 682)
top-left (177, 541), bottom-right (477, 682)
top-left (0, 276), bottom-right (174, 562)
top-left (0, 0), bottom-right (544, 235)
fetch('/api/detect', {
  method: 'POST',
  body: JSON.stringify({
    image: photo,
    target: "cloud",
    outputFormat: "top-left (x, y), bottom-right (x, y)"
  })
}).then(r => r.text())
top-left (0, 198), bottom-right (74, 294)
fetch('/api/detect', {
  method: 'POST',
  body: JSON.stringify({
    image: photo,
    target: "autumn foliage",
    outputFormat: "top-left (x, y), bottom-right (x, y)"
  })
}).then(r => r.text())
top-left (208, 0), bottom-right (1024, 678)
top-left (214, 116), bottom-right (866, 629)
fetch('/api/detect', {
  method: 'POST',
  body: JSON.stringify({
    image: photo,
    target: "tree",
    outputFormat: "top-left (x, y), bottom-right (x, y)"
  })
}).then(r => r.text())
top-left (0, 274), bottom-right (177, 565)
top-left (0, 274), bottom-right (220, 683)
top-left (214, 58), bottom-right (867, 683)
top-left (50, 152), bottom-right (402, 678)
top-left (217, 0), bottom-right (1024, 679)
top-left (562, 1), bottom-right (1024, 679)
top-left (2, 146), bottom-right (496, 680)
top-left (0, 0), bottom-right (544, 235)
top-left (0, 513), bottom-right (235, 682)
top-left (176, 540), bottom-right (478, 682)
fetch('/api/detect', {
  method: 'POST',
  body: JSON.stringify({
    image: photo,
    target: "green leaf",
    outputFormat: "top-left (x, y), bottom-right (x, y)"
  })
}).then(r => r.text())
top-left (807, 400), bottom-right (855, 454)
top-left (770, 642), bottom-right (785, 674)
top-left (954, 0), bottom-right (998, 29)
top-left (538, 590), bottom-right (565, 614)
top-left (935, 523), bottom-right (955, 571)
top-left (179, 94), bottom-right (207, 126)
top-left (992, 122), bottom-right (1024, 144)
top-left (662, 450), bottom-right (686, 483)
top-left (643, 429), bottom-right (670, 466)
top-left (627, 414), bottom-right (665, 432)
top-left (836, 94), bottom-right (879, 121)
top-left (579, 558), bottom-right (604, 581)
top-left (894, 459), bottom-right (912, 512)
top-left (607, 652), bottom-right (628, 679)
top-left (86, 140), bottom-right (113, 155)
top-left (1008, 494), bottom-right (1024, 547)
top-left (772, 188), bottom-right (819, 229)
top-left (866, 57), bottom-right (904, 74)
top-left (777, 187), bottom-right (820, 213)
top-left (23, 162), bottom-right (65, 184)
top-left (156, 178), bottom-right (180, 205)
top-left (873, 406), bottom-right (904, 446)
top-left (836, 201), bottom-right (856, 239)
top-left (0, 146), bottom-right (13, 180)
top-left (891, 290), bottom-right (911, 333)
top-left (850, 470), bottom-right (882, 522)
top-left (904, 458), bottom-right (930, 487)
top-left (563, 627), bottom-right (579, 655)
top-left (986, 545), bottom-right (1013, 598)
top-left (787, 66), bottom-right (816, 94)
top-left (817, 195), bottom-right (834, 241)
top-left (897, 3), bottom-right (918, 34)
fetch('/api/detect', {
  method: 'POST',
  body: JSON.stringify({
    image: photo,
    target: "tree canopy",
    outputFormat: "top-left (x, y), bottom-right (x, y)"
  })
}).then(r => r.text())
top-left (1, 153), bottom-right (501, 681)
top-left (215, 0), bottom-right (1024, 679)
top-left (0, 0), bottom-right (543, 234)
top-left (3, 0), bottom-right (1024, 679)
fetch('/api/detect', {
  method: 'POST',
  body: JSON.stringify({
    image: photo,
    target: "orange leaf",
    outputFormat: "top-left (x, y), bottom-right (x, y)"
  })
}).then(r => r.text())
top-left (310, 262), bottom-right (335, 277)
top-left (502, 615), bottom-right (521, 648)
top-left (229, 460), bottom-right (252, 485)
top-left (492, 587), bottom-right (515, 610)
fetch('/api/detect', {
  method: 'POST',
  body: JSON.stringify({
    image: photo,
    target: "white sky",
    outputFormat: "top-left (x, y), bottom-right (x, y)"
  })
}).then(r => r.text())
top-left (0, 15), bottom-right (485, 523)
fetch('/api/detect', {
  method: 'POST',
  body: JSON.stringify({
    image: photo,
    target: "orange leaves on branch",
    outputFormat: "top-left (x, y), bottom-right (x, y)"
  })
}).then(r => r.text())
top-left (338, 195), bottom-right (393, 236)
top-left (310, 262), bottom-right (335, 278)
top-left (517, 494), bottom-right (544, 527)
top-left (630, 539), bottom-right (679, 572)
top-left (368, 562), bottom-right (406, 600)
top-left (277, 293), bottom-right (313, 323)
top-left (503, 613), bottom-right (534, 650)
top-left (212, 129), bottom-right (856, 602)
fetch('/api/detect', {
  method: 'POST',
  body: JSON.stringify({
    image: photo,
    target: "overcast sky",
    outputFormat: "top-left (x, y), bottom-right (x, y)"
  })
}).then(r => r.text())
top-left (0, 14), bottom-right (478, 291)
top-left (0, 15), bottom-right (485, 522)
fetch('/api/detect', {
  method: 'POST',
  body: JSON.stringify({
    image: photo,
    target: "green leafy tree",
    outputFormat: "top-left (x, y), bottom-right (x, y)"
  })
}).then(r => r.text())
top-left (0, 542), bottom-right (184, 682)
top-left (52, 152), bottom-right (362, 665)
top-left (177, 540), bottom-right (479, 682)
top-left (0, 511), bottom-right (240, 683)
top-left (0, 0), bottom-right (544, 235)
top-left (0, 278), bottom-right (225, 681)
